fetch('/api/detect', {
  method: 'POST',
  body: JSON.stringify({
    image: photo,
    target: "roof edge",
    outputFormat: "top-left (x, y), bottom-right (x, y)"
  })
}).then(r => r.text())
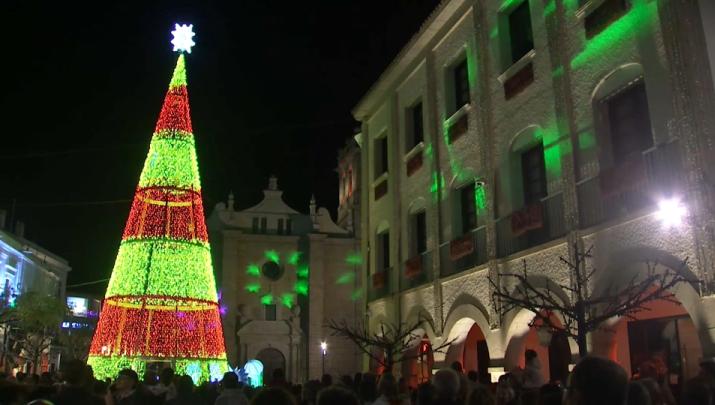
top-left (351, 0), bottom-right (468, 121)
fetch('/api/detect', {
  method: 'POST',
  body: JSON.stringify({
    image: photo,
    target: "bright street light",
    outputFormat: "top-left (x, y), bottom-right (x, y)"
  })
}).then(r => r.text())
top-left (656, 197), bottom-right (687, 227)
top-left (320, 341), bottom-right (327, 355)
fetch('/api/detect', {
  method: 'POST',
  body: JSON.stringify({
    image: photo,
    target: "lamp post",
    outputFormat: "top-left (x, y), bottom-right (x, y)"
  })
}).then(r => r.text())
top-left (320, 341), bottom-right (327, 376)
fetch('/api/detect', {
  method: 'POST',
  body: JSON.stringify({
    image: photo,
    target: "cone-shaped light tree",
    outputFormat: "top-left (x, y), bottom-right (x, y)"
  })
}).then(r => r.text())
top-left (87, 25), bottom-right (228, 383)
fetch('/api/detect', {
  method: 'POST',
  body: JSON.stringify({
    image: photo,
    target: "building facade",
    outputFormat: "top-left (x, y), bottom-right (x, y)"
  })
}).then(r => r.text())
top-left (0, 212), bottom-right (71, 373)
top-left (209, 176), bottom-right (362, 382)
top-left (354, 0), bottom-right (715, 387)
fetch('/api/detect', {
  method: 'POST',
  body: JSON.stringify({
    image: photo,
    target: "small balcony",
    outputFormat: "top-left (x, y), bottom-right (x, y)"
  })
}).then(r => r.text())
top-left (368, 267), bottom-right (392, 301)
top-left (400, 251), bottom-right (433, 291)
top-left (439, 226), bottom-right (488, 278)
top-left (577, 142), bottom-right (681, 229)
top-left (496, 193), bottom-right (566, 258)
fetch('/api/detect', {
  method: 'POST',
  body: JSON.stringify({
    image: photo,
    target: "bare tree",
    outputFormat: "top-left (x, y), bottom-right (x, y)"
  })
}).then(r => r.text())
top-left (326, 315), bottom-right (453, 373)
top-left (489, 244), bottom-right (693, 358)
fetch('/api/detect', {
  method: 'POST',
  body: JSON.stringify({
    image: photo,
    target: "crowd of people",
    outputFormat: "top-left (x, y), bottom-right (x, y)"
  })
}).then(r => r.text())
top-left (0, 353), bottom-right (714, 405)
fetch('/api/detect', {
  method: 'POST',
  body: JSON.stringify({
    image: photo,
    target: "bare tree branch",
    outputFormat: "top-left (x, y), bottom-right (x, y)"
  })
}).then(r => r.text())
top-left (489, 243), bottom-right (690, 358)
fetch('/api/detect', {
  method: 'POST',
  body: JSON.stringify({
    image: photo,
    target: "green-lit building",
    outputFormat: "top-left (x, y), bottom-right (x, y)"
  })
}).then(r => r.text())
top-left (353, 0), bottom-right (715, 388)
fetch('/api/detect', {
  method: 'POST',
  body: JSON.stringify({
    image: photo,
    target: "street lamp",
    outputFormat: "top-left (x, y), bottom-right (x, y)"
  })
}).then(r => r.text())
top-left (656, 197), bottom-right (687, 228)
top-left (320, 341), bottom-right (327, 376)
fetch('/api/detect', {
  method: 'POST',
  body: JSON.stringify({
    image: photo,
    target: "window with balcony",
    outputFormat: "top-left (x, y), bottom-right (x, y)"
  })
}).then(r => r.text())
top-left (408, 101), bottom-right (424, 149)
top-left (252, 217), bottom-right (259, 233)
top-left (521, 144), bottom-right (547, 205)
top-left (459, 183), bottom-right (477, 236)
top-left (375, 136), bottom-right (389, 178)
top-left (605, 82), bottom-right (653, 166)
top-left (410, 211), bottom-right (427, 256)
top-left (378, 231), bottom-right (390, 271)
top-left (452, 58), bottom-right (470, 114)
top-left (508, 1), bottom-right (534, 64)
top-left (584, 0), bottom-right (629, 39)
top-left (286, 219), bottom-right (292, 235)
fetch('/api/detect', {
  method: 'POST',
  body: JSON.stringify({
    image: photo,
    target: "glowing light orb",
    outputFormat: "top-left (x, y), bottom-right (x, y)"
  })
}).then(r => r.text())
top-left (656, 198), bottom-right (687, 228)
top-left (171, 23), bottom-right (196, 53)
top-left (242, 359), bottom-right (264, 387)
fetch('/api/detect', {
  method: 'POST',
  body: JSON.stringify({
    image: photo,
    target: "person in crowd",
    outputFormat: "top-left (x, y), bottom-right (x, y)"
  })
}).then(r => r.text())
top-left (449, 361), bottom-right (472, 403)
top-left (522, 350), bottom-right (544, 391)
top-left (51, 360), bottom-right (104, 405)
top-left (353, 372), bottom-right (362, 394)
top-left (495, 373), bottom-right (521, 405)
top-left (468, 384), bottom-right (495, 405)
top-left (681, 375), bottom-right (714, 405)
top-left (301, 380), bottom-right (321, 405)
top-left (340, 374), bottom-right (354, 389)
top-left (637, 358), bottom-right (675, 405)
top-left (536, 383), bottom-right (562, 405)
top-left (215, 371), bottom-right (248, 405)
top-left (373, 372), bottom-right (408, 405)
top-left (149, 367), bottom-right (177, 401)
top-left (358, 373), bottom-right (378, 405)
top-left (415, 382), bottom-right (435, 405)
top-left (432, 368), bottom-right (461, 405)
top-left (317, 385), bottom-right (359, 405)
top-left (627, 381), bottom-right (652, 405)
top-left (271, 368), bottom-right (291, 390)
top-left (166, 374), bottom-right (204, 405)
top-left (291, 384), bottom-right (303, 403)
top-left (105, 368), bottom-right (151, 405)
top-left (250, 387), bottom-right (297, 405)
top-left (562, 356), bottom-right (628, 405)
top-left (321, 373), bottom-right (333, 388)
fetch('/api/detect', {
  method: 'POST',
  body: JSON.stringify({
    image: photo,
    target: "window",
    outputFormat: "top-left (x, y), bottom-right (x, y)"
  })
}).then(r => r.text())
top-left (375, 136), bottom-right (389, 178)
top-left (459, 183), bottom-right (477, 234)
top-left (408, 101), bottom-right (424, 149)
top-left (411, 212), bottom-right (427, 256)
top-left (265, 304), bottom-right (276, 321)
top-left (585, 0), bottom-right (628, 39)
top-left (605, 82), bottom-right (653, 165)
top-left (377, 232), bottom-right (390, 271)
top-left (453, 59), bottom-right (470, 112)
top-left (286, 219), bottom-right (292, 235)
top-left (277, 218), bottom-right (284, 235)
top-left (260, 217), bottom-right (267, 233)
top-left (252, 217), bottom-right (259, 233)
top-left (521, 144), bottom-right (547, 205)
top-left (508, 1), bottom-right (534, 63)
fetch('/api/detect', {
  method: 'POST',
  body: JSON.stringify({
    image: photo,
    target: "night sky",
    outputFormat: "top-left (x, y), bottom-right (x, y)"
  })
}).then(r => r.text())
top-left (0, 1), bottom-right (441, 295)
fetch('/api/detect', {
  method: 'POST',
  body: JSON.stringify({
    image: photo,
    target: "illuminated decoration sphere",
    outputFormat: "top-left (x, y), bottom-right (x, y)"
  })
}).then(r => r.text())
top-left (86, 26), bottom-right (228, 384)
top-left (241, 359), bottom-right (264, 387)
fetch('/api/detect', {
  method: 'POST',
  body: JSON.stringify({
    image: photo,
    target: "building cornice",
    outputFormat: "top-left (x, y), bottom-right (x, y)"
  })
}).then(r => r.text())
top-left (351, 0), bottom-right (468, 120)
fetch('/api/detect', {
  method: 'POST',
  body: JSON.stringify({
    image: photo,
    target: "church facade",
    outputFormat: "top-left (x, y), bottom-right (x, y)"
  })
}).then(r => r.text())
top-left (208, 175), bottom-right (362, 382)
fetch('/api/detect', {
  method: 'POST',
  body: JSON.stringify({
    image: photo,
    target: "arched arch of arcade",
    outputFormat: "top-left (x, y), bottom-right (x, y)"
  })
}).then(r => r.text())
top-left (367, 236), bottom-right (715, 388)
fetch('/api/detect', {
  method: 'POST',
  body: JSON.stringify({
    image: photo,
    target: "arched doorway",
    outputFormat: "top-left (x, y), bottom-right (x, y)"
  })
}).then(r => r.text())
top-left (401, 334), bottom-right (434, 388)
top-left (504, 310), bottom-right (572, 384)
top-left (462, 323), bottom-right (491, 385)
top-left (592, 295), bottom-right (702, 391)
top-left (256, 348), bottom-right (286, 385)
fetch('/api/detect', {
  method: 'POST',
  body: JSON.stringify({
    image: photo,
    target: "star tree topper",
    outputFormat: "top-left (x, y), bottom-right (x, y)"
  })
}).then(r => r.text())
top-left (171, 23), bottom-right (196, 53)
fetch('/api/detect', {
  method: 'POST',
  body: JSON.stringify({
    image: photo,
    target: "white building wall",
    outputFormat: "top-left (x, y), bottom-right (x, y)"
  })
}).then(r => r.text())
top-left (355, 0), bottom-right (715, 379)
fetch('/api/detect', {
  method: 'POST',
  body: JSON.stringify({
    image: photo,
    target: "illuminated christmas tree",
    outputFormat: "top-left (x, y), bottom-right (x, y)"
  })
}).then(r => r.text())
top-left (87, 24), bottom-right (228, 383)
